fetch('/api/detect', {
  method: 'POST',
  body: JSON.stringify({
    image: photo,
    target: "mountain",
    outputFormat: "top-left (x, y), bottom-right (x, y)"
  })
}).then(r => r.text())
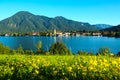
top-left (102, 25), bottom-right (120, 32)
top-left (0, 11), bottom-right (99, 33)
top-left (94, 24), bottom-right (112, 30)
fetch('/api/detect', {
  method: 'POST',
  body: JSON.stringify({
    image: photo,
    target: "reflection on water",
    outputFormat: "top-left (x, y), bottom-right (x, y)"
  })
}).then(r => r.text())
top-left (0, 36), bottom-right (120, 54)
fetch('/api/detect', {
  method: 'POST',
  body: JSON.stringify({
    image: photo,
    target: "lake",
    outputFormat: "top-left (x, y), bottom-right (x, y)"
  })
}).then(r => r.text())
top-left (0, 36), bottom-right (120, 54)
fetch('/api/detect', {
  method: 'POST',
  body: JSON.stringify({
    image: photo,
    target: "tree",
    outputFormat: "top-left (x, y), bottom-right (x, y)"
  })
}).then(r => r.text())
top-left (115, 32), bottom-right (120, 38)
top-left (16, 45), bottom-right (24, 54)
top-left (97, 47), bottom-right (111, 56)
top-left (36, 41), bottom-right (44, 54)
top-left (36, 41), bottom-right (42, 51)
top-left (49, 42), bottom-right (72, 55)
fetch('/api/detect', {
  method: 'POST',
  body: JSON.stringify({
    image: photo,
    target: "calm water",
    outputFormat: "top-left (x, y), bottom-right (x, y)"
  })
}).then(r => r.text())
top-left (0, 36), bottom-right (120, 54)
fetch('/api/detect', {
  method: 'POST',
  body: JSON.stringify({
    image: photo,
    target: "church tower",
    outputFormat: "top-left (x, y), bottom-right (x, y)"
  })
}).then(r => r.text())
top-left (53, 29), bottom-right (57, 35)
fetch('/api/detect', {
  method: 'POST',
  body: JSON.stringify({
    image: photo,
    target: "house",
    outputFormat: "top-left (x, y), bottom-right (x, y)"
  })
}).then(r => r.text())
top-left (92, 33), bottom-right (101, 36)
top-left (5, 34), bottom-right (9, 36)
top-left (32, 32), bottom-right (39, 36)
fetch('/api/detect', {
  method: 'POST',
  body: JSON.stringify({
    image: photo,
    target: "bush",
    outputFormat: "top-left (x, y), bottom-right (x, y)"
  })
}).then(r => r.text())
top-left (25, 50), bottom-right (34, 55)
top-left (77, 50), bottom-right (88, 55)
top-left (117, 52), bottom-right (120, 56)
top-left (49, 42), bottom-right (72, 55)
top-left (77, 50), bottom-right (93, 55)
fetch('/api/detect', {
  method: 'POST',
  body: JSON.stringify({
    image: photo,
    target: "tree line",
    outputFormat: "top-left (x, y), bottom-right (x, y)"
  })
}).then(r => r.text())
top-left (0, 42), bottom-right (120, 56)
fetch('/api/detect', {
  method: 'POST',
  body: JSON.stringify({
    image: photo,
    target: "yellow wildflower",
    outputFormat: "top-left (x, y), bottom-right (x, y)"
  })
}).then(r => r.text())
top-left (35, 70), bottom-right (39, 74)
top-left (53, 71), bottom-right (58, 75)
top-left (67, 67), bottom-right (72, 72)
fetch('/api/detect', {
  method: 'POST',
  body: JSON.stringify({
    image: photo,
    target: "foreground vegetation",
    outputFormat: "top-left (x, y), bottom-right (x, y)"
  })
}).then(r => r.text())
top-left (0, 41), bottom-right (120, 79)
top-left (0, 55), bottom-right (119, 80)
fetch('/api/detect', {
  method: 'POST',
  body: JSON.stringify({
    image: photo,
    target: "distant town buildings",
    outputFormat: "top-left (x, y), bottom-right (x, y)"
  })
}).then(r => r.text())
top-left (5, 34), bottom-right (9, 36)
top-left (32, 32), bottom-right (39, 36)
top-left (0, 29), bottom-right (102, 37)
top-left (92, 33), bottom-right (102, 36)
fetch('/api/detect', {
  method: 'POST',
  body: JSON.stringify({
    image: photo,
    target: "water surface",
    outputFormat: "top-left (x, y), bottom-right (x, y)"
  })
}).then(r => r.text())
top-left (0, 36), bottom-right (120, 54)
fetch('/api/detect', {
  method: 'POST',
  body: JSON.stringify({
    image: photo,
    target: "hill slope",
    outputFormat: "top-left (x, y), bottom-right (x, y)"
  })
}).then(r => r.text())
top-left (95, 24), bottom-right (112, 29)
top-left (102, 25), bottom-right (120, 31)
top-left (0, 11), bottom-right (99, 33)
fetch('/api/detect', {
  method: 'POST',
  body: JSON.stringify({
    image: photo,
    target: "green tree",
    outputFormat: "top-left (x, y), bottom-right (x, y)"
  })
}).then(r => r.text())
top-left (49, 42), bottom-right (72, 55)
top-left (97, 47), bottom-right (111, 56)
top-left (36, 41), bottom-right (42, 50)
top-left (16, 45), bottom-right (24, 54)
top-left (36, 41), bottom-right (44, 54)
top-left (115, 32), bottom-right (120, 38)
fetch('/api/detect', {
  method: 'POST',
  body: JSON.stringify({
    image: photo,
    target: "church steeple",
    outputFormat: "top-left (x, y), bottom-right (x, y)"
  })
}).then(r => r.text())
top-left (53, 29), bottom-right (57, 35)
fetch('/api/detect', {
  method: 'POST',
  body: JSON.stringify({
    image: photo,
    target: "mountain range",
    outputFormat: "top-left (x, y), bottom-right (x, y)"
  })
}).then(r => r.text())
top-left (102, 25), bottom-right (120, 32)
top-left (0, 11), bottom-right (113, 33)
top-left (94, 24), bottom-right (112, 29)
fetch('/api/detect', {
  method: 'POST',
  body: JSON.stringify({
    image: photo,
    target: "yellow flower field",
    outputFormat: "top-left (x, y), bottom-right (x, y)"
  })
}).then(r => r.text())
top-left (0, 55), bottom-right (119, 80)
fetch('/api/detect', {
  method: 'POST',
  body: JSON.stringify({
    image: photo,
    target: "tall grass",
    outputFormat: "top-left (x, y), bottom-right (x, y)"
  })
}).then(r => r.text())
top-left (0, 54), bottom-right (119, 80)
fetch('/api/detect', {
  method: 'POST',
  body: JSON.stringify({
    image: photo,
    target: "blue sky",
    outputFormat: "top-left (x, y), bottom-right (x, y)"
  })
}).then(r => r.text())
top-left (0, 0), bottom-right (120, 25)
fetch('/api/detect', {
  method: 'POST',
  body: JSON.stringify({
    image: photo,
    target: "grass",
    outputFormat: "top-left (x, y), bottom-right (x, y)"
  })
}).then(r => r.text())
top-left (0, 54), bottom-right (120, 80)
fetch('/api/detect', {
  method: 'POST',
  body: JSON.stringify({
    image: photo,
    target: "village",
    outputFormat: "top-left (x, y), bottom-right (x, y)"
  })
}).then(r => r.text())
top-left (2, 29), bottom-right (102, 37)
top-left (0, 29), bottom-right (102, 37)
